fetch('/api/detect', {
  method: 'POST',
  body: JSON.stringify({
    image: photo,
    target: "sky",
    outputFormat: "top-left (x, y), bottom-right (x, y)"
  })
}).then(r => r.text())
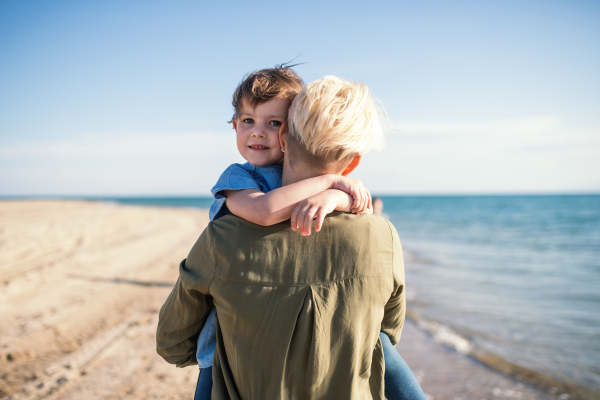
top-left (1, 0), bottom-right (599, 196)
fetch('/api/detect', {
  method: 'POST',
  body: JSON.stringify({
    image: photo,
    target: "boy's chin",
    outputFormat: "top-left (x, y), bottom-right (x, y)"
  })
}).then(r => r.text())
top-left (247, 156), bottom-right (283, 167)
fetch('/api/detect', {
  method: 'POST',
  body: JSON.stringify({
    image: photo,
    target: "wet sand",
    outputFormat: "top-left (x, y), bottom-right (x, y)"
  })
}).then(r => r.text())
top-left (398, 318), bottom-right (566, 400)
top-left (0, 200), bottom-right (572, 399)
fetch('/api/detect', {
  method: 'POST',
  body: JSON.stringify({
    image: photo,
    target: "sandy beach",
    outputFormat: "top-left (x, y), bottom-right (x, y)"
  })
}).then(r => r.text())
top-left (0, 200), bottom-right (567, 399)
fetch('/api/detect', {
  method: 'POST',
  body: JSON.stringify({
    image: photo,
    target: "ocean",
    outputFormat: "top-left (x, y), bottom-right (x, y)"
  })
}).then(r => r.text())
top-left (100, 194), bottom-right (600, 392)
top-left (380, 195), bottom-right (600, 393)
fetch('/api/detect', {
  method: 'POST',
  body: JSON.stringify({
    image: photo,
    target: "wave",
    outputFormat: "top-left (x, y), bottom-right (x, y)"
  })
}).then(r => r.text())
top-left (405, 309), bottom-right (600, 400)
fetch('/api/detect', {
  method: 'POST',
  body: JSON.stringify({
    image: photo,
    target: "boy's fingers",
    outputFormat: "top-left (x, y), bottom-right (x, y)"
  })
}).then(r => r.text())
top-left (357, 188), bottom-right (365, 212)
top-left (350, 188), bottom-right (358, 209)
top-left (358, 190), bottom-right (364, 210)
top-left (358, 189), bottom-right (364, 212)
top-left (308, 206), bottom-right (319, 235)
top-left (290, 209), bottom-right (297, 231)
top-left (303, 206), bottom-right (316, 236)
top-left (362, 187), bottom-right (369, 211)
top-left (295, 212), bottom-right (303, 234)
top-left (291, 203), bottom-right (302, 231)
top-left (315, 210), bottom-right (326, 232)
top-left (299, 211), bottom-right (307, 235)
top-left (300, 204), bottom-right (313, 235)
top-left (354, 184), bottom-right (362, 209)
top-left (297, 206), bottom-right (307, 234)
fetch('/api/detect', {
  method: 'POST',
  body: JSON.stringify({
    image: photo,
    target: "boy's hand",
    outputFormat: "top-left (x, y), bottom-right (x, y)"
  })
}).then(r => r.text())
top-left (329, 176), bottom-right (372, 214)
top-left (291, 190), bottom-right (349, 236)
top-left (358, 206), bottom-right (374, 215)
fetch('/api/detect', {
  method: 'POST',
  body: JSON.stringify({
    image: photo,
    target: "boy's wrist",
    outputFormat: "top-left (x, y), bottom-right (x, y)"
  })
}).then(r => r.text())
top-left (332, 189), bottom-right (353, 211)
top-left (328, 174), bottom-right (346, 190)
top-left (326, 174), bottom-right (338, 189)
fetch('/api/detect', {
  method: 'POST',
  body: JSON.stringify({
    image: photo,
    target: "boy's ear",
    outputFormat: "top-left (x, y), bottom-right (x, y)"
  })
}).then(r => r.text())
top-left (232, 118), bottom-right (238, 131)
top-left (342, 155), bottom-right (362, 176)
top-left (279, 122), bottom-right (288, 152)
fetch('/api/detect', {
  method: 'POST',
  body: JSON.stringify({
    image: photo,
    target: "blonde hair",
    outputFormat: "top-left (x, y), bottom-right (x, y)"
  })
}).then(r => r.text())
top-left (287, 76), bottom-right (385, 163)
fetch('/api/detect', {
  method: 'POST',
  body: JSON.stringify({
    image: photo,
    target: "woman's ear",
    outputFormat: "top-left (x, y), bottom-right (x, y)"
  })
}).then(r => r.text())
top-left (342, 155), bottom-right (362, 176)
top-left (279, 122), bottom-right (288, 153)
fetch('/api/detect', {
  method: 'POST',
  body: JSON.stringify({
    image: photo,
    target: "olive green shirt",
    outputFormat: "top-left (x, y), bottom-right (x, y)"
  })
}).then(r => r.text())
top-left (156, 212), bottom-right (405, 399)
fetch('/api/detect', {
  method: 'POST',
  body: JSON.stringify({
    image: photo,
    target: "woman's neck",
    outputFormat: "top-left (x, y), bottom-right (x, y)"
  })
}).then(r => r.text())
top-left (281, 159), bottom-right (331, 187)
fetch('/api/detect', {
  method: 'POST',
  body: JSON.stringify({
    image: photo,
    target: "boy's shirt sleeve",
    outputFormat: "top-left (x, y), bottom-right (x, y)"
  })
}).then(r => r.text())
top-left (209, 163), bottom-right (262, 221)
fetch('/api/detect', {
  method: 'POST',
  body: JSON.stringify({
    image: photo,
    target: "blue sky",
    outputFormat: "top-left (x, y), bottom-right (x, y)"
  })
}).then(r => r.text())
top-left (1, 0), bottom-right (599, 195)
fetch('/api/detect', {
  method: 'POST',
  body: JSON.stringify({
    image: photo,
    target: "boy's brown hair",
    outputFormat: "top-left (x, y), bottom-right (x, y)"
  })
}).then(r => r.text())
top-left (230, 64), bottom-right (304, 122)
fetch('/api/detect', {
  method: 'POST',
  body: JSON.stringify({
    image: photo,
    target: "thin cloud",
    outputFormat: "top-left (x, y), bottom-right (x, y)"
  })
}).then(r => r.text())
top-left (0, 131), bottom-right (238, 159)
top-left (399, 116), bottom-right (560, 136)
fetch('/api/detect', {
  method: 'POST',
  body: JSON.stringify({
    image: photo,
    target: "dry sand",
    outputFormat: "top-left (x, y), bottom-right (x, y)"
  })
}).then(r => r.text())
top-left (1, 200), bottom-right (207, 399)
top-left (0, 200), bottom-right (565, 399)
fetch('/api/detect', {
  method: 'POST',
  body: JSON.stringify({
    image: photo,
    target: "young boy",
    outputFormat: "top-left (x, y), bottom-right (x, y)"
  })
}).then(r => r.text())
top-left (209, 67), bottom-right (371, 230)
top-left (194, 66), bottom-right (426, 400)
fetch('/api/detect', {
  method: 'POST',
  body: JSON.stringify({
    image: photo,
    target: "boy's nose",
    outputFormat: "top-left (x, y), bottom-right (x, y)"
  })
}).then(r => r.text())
top-left (251, 124), bottom-right (267, 138)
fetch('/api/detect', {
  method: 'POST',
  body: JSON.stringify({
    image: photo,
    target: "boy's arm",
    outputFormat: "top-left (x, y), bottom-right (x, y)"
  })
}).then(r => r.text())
top-left (224, 174), bottom-right (371, 226)
top-left (291, 189), bottom-right (373, 236)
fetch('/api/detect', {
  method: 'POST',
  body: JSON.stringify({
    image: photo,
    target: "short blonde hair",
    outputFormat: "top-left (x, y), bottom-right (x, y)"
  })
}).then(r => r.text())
top-left (287, 76), bottom-right (385, 163)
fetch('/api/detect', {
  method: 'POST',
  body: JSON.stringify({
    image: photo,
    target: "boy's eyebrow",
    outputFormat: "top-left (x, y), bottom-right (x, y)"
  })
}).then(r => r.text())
top-left (239, 109), bottom-right (287, 120)
top-left (267, 113), bottom-right (287, 119)
top-left (238, 108), bottom-right (254, 117)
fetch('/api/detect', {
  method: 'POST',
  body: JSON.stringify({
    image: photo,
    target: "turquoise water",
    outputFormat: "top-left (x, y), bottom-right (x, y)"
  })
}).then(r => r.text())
top-left (101, 194), bottom-right (600, 389)
top-left (380, 195), bottom-right (600, 390)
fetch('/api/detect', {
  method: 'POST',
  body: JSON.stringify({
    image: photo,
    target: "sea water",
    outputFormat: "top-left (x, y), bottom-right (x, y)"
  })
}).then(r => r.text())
top-left (380, 195), bottom-right (600, 390)
top-left (102, 194), bottom-right (600, 390)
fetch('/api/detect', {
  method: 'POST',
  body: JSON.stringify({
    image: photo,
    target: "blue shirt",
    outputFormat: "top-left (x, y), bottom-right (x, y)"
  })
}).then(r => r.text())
top-left (197, 162), bottom-right (283, 369)
top-left (208, 162), bottom-right (283, 221)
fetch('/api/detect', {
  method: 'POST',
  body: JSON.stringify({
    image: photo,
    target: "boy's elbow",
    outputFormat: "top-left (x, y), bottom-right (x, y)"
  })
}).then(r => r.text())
top-left (229, 199), bottom-right (280, 226)
top-left (231, 205), bottom-right (271, 226)
top-left (250, 209), bottom-right (275, 226)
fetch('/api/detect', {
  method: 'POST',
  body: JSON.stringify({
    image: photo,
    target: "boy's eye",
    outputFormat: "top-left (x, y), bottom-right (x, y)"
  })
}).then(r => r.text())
top-left (270, 121), bottom-right (282, 127)
top-left (243, 118), bottom-right (254, 124)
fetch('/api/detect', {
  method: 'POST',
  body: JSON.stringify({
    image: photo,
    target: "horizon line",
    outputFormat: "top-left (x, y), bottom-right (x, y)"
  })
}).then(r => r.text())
top-left (2, 192), bottom-right (600, 199)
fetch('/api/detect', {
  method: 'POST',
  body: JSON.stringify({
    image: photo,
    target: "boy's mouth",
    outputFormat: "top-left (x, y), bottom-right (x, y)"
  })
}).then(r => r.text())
top-left (249, 145), bottom-right (270, 150)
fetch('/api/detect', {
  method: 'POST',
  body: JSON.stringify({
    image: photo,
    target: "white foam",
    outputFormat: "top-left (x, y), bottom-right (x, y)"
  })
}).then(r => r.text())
top-left (420, 319), bottom-right (473, 355)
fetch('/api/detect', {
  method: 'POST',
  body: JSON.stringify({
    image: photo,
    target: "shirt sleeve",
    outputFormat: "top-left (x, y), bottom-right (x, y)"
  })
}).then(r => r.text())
top-left (209, 163), bottom-right (263, 221)
top-left (156, 223), bottom-right (216, 367)
top-left (380, 220), bottom-right (406, 346)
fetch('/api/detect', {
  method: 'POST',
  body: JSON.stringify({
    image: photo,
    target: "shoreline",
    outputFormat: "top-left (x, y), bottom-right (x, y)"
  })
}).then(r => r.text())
top-left (403, 309), bottom-right (599, 400)
top-left (0, 199), bottom-right (596, 399)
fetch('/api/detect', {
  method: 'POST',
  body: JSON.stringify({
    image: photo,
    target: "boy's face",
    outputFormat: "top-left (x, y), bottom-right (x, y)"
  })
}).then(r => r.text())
top-left (232, 97), bottom-right (290, 166)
